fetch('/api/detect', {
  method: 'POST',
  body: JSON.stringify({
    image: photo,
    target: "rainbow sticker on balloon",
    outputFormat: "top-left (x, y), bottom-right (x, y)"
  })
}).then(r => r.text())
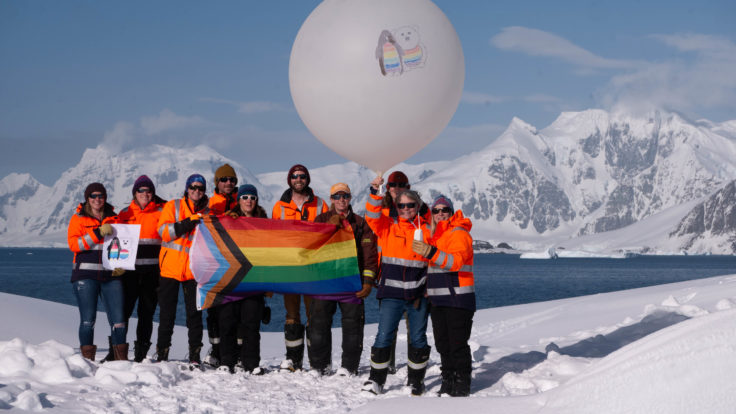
top-left (106, 237), bottom-right (130, 260)
top-left (376, 26), bottom-right (426, 76)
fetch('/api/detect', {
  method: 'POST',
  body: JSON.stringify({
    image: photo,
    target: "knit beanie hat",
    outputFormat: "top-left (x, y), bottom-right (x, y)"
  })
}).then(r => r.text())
top-left (431, 194), bottom-right (454, 213)
top-left (387, 171), bottom-right (409, 184)
top-left (237, 184), bottom-right (258, 198)
top-left (287, 164), bottom-right (311, 186)
top-left (84, 182), bottom-right (107, 200)
top-left (185, 174), bottom-right (206, 192)
top-left (214, 163), bottom-right (237, 184)
top-left (132, 175), bottom-right (155, 196)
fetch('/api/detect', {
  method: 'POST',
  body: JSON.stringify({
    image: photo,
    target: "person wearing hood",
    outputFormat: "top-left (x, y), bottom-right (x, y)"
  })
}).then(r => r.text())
top-left (362, 188), bottom-right (432, 396)
top-left (154, 174), bottom-right (209, 368)
top-left (67, 183), bottom-right (126, 361)
top-left (414, 195), bottom-right (475, 397)
top-left (114, 175), bottom-right (167, 362)
top-left (271, 164), bottom-right (328, 372)
top-left (309, 183), bottom-right (378, 376)
top-left (203, 163), bottom-right (240, 368)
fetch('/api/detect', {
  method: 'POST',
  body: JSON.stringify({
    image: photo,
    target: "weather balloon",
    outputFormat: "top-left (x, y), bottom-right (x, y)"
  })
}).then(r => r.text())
top-left (289, 0), bottom-right (464, 173)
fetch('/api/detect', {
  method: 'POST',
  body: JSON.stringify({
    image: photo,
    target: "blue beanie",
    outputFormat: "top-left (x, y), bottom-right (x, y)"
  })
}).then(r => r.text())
top-left (185, 174), bottom-right (206, 191)
top-left (431, 194), bottom-right (454, 212)
top-left (237, 184), bottom-right (258, 198)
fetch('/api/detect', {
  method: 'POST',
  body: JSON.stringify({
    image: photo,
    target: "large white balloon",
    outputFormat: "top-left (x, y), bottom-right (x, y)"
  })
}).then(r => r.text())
top-left (289, 0), bottom-right (464, 173)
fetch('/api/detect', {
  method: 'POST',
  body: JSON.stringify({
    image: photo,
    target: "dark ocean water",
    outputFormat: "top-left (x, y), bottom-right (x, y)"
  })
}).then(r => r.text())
top-left (2, 248), bottom-right (735, 332)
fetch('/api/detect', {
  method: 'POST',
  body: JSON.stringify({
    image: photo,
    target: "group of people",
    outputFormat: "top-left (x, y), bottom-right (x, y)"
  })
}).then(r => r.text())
top-left (67, 163), bottom-right (475, 397)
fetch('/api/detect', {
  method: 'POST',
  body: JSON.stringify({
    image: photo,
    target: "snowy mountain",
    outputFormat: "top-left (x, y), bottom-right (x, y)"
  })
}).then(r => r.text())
top-left (2, 108), bottom-right (736, 253)
top-left (669, 180), bottom-right (736, 254)
top-left (0, 145), bottom-right (269, 247)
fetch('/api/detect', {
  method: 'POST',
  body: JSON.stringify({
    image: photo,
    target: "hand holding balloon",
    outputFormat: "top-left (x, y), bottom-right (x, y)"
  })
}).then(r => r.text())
top-left (370, 176), bottom-right (385, 194)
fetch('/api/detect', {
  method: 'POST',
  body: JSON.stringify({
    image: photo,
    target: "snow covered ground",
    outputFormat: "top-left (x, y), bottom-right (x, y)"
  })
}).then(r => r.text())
top-left (2, 275), bottom-right (736, 413)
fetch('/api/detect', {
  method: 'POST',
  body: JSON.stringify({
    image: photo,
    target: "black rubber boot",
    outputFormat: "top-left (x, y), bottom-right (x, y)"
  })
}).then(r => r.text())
top-left (362, 346), bottom-right (391, 395)
top-left (284, 323), bottom-right (305, 371)
top-left (452, 371), bottom-right (471, 397)
top-left (407, 345), bottom-right (431, 396)
top-left (438, 369), bottom-right (455, 396)
top-left (100, 336), bottom-right (115, 363)
top-left (154, 346), bottom-right (169, 362)
top-left (134, 341), bottom-right (151, 363)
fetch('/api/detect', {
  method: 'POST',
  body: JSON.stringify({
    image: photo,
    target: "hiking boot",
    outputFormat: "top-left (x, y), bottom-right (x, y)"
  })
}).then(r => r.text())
top-left (99, 336), bottom-right (114, 363)
top-left (154, 346), bottom-right (169, 362)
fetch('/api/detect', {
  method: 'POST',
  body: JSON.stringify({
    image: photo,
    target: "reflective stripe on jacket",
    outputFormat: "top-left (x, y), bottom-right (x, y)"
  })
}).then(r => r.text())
top-left (426, 211), bottom-right (476, 311)
top-left (272, 188), bottom-right (327, 222)
top-left (118, 197), bottom-right (166, 270)
top-left (157, 198), bottom-right (208, 281)
top-left (67, 202), bottom-right (117, 283)
top-left (365, 193), bottom-right (430, 300)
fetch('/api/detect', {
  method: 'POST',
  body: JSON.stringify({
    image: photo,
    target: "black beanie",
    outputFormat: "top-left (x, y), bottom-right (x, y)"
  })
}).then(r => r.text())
top-left (132, 175), bottom-right (155, 196)
top-left (84, 182), bottom-right (107, 200)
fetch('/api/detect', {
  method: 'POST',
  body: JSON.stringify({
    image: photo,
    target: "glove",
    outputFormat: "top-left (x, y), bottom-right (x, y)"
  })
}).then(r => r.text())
top-left (264, 292), bottom-right (274, 298)
top-left (111, 268), bottom-right (125, 277)
top-left (355, 283), bottom-right (373, 299)
top-left (227, 211), bottom-right (240, 219)
top-left (98, 224), bottom-right (114, 236)
top-left (327, 214), bottom-right (343, 229)
top-left (176, 217), bottom-right (199, 235)
top-left (412, 240), bottom-right (435, 259)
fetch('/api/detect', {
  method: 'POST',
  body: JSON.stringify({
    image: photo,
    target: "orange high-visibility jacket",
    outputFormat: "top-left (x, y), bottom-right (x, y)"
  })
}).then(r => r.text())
top-left (68, 202), bottom-right (118, 282)
top-left (117, 196), bottom-right (166, 270)
top-left (272, 188), bottom-right (327, 222)
top-left (157, 198), bottom-right (209, 281)
top-left (209, 191), bottom-right (237, 216)
top-left (365, 193), bottom-right (431, 300)
top-left (426, 211), bottom-right (475, 311)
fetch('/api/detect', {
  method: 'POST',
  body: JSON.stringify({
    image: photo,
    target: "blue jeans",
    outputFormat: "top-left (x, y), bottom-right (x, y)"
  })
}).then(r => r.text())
top-left (73, 278), bottom-right (126, 347)
top-left (373, 297), bottom-right (429, 349)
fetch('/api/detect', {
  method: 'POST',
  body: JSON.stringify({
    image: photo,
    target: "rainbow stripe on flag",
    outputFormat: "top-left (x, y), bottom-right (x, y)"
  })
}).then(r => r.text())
top-left (190, 215), bottom-right (361, 310)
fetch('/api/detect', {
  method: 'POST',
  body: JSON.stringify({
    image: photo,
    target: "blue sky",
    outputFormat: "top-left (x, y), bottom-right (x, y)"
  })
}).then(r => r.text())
top-left (1, 0), bottom-right (734, 185)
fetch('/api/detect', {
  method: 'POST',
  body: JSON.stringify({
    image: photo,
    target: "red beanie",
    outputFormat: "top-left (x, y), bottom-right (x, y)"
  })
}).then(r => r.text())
top-left (287, 164), bottom-right (311, 186)
top-left (387, 171), bottom-right (409, 184)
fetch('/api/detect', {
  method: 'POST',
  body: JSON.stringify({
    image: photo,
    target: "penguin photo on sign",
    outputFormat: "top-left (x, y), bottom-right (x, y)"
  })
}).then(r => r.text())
top-left (107, 237), bottom-right (121, 260)
top-left (376, 29), bottom-right (404, 76)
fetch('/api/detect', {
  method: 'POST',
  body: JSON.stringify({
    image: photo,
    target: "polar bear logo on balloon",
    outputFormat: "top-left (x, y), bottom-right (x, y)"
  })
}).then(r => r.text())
top-left (376, 26), bottom-right (426, 76)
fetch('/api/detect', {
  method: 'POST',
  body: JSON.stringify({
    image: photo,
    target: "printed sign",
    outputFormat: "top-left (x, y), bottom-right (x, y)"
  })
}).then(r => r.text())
top-left (102, 224), bottom-right (141, 270)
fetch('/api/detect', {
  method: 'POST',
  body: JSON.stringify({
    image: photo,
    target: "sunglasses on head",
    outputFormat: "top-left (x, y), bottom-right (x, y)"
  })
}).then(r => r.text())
top-left (387, 182), bottom-right (407, 188)
top-left (397, 202), bottom-right (417, 209)
top-left (432, 207), bottom-right (452, 214)
top-left (290, 173), bottom-right (308, 180)
top-left (239, 194), bottom-right (257, 201)
top-left (88, 193), bottom-right (106, 199)
top-left (188, 185), bottom-right (205, 192)
top-left (136, 188), bottom-right (152, 194)
top-left (219, 177), bottom-right (237, 183)
top-left (330, 193), bottom-right (351, 200)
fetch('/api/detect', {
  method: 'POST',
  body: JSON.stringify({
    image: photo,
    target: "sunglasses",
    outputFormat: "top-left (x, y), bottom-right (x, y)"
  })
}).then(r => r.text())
top-left (88, 193), bottom-right (106, 199)
top-left (219, 177), bottom-right (237, 183)
top-left (239, 195), bottom-right (257, 201)
top-left (330, 193), bottom-right (351, 200)
top-left (188, 185), bottom-right (205, 192)
top-left (290, 173), bottom-right (308, 180)
top-left (397, 202), bottom-right (417, 210)
top-left (136, 188), bottom-right (152, 194)
top-left (432, 207), bottom-right (452, 214)
top-left (387, 182), bottom-right (408, 188)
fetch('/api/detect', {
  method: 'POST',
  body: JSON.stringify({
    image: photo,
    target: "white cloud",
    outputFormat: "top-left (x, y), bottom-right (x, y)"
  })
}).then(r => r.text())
top-left (202, 98), bottom-right (287, 114)
top-left (140, 109), bottom-right (205, 135)
top-left (100, 121), bottom-right (137, 152)
top-left (490, 26), bottom-right (637, 70)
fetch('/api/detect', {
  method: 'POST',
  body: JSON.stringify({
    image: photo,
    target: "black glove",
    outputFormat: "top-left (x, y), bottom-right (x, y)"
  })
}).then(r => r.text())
top-left (175, 217), bottom-right (198, 236)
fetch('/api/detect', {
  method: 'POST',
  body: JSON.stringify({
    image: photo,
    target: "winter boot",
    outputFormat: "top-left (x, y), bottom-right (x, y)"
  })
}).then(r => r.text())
top-left (362, 346), bottom-right (391, 395)
top-left (189, 345), bottom-right (202, 370)
top-left (81, 345), bottom-right (97, 361)
top-left (154, 346), bottom-right (169, 362)
top-left (283, 323), bottom-right (305, 371)
top-left (438, 369), bottom-right (456, 396)
top-left (113, 343), bottom-right (129, 361)
top-left (451, 371), bottom-right (471, 397)
top-left (204, 343), bottom-right (221, 368)
top-left (100, 336), bottom-right (115, 363)
top-left (407, 345), bottom-right (431, 396)
top-left (133, 341), bottom-right (151, 363)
